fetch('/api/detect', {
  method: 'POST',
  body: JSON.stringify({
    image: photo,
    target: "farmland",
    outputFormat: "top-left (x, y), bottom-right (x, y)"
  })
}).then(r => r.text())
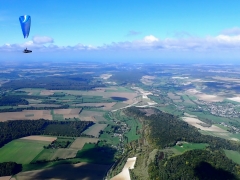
top-left (70, 137), bottom-right (99, 150)
top-left (0, 139), bottom-right (50, 164)
top-left (1, 62), bottom-right (240, 179)
top-left (16, 162), bottom-right (112, 180)
top-left (82, 123), bottom-right (108, 137)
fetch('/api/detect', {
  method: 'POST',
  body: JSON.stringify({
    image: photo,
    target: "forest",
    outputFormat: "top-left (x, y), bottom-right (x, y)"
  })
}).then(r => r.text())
top-left (0, 162), bottom-right (22, 176)
top-left (0, 104), bottom-right (70, 113)
top-left (124, 107), bottom-right (240, 179)
top-left (109, 71), bottom-right (146, 84)
top-left (0, 120), bottom-right (94, 148)
top-left (1, 76), bottom-right (105, 90)
top-left (124, 107), bottom-right (240, 151)
top-left (0, 96), bottom-right (29, 106)
top-left (149, 149), bottom-right (240, 180)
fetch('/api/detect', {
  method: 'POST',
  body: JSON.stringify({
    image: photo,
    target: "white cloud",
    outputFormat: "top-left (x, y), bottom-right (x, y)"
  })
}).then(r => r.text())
top-left (143, 35), bottom-right (159, 43)
top-left (221, 27), bottom-right (240, 36)
top-left (2, 29), bottom-right (240, 54)
top-left (32, 36), bottom-right (54, 44)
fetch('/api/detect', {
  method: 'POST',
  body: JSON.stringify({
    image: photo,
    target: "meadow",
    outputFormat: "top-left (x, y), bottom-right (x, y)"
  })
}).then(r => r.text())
top-left (224, 150), bottom-right (240, 165)
top-left (173, 143), bottom-right (209, 153)
top-left (124, 118), bottom-right (142, 143)
top-left (0, 139), bottom-right (50, 164)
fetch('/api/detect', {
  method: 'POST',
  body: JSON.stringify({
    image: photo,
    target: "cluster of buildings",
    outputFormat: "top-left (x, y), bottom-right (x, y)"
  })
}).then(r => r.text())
top-left (219, 122), bottom-right (240, 134)
top-left (198, 101), bottom-right (240, 118)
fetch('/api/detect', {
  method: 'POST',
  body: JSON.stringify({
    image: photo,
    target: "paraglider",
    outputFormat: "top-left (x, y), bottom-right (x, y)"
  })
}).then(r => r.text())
top-left (19, 15), bottom-right (32, 53)
top-left (23, 48), bottom-right (32, 53)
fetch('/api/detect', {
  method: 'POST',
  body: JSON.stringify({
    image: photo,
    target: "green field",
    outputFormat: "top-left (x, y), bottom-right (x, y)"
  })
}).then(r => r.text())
top-left (31, 149), bottom-right (58, 162)
top-left (99, 125), bottom-right (120, 145)
top-left (224, 150), bottom-right (240, 165)
top-left (31, 148), bottom-right (78, 163)
top-left (125, 118), bottom-right (141, 143)
top-left (173, 143), bottom-right (209, 153)
top-left (0, 139), bottom-right (50, 164)
top-left (111, 102), bottom-right (128, 109)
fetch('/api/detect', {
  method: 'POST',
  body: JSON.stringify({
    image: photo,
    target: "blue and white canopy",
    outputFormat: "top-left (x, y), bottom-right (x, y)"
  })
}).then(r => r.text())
top-left (19, 15), bottom-right (31, 39)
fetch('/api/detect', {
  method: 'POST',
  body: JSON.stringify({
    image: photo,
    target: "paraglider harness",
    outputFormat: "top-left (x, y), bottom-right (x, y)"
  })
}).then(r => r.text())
top-left (23, 48), bottom-right (32, 53)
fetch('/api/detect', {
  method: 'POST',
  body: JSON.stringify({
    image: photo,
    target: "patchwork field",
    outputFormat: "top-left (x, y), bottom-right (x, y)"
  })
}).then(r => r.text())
top-left (33, 148), bottom-right (78, 162)
top-left (0, 110), bottom-right (52, 121)
top-left (0, 139), bottom-right (50, 164)
top-left (15, 162), bottom-right (112, 180)
top-left (75, 102), bottom-right (116, 110)
top-left (53, 90), bottom-right (138, 104)
top-left (168, 92), bottom-right (182, 102)
top-left (70, 137), bottom-right (99, 150)
top-left (18, 104), bottom-right (61, 108)
top-left (182, 117), bottom-right (227, 132)
top-left (186, 89), bottom-right (224, 102)
top-left (78, 110), bottom-right (105, 122)
top-left (0, 108), bottom-right (85, 121)
top-left (82, 123), bottom-right (108, 137)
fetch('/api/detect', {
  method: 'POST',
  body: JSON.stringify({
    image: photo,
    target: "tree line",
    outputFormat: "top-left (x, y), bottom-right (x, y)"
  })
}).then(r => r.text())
top-left (1, 76), bottom-right (105, 91)
top-left (0, 162), bottom-right (22, 176)
top-left (0, 96), bottom-right (28, 106)
top-left (124, 107), bottom-right (240, 151)
top-left (0, 120), bottom-right (94, 148)
top-left (149, 149), bottom-right (240, 180)
top-left (124, 107), bottom-right (240, 179)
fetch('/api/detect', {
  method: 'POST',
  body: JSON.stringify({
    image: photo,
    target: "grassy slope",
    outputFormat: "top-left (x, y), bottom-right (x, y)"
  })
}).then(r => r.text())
top-left (224, 150), bottom-right (240, 165)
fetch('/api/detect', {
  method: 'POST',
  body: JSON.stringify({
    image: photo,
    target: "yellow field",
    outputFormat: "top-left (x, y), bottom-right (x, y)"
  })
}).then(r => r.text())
top-left (50, 148), bottom-right (78, 160)
top-left (39, 90), bottom-right (54, 95)
top-left (20, 136), bottom-right (57, 142)
top-left (186, 89), bottom-right (224, 102)
top-left (70, 137), bottom-right (99, 150)
top-left (182, 117), bottom-right (227, 132)
top-left (83, 123), bottom-right (108, 137)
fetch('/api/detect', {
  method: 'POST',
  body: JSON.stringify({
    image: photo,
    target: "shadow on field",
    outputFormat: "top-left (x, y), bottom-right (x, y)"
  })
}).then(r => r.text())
top-left (194, 161), bottom-right (237, 180)
top-left (17, 163), bottom-right (112, 180)
top-left (75, 145), bottom-right (117, 164)
top-left (17, 146), bottom-right (116, 180)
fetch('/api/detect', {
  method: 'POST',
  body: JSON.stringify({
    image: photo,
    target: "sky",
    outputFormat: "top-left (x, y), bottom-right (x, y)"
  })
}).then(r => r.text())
top-left (1, 0), bottom-right (240, 63)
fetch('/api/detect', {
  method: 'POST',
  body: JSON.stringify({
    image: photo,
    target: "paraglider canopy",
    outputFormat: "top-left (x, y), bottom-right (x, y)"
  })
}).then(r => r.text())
top-left (19, 15), bottom-right (31, 39)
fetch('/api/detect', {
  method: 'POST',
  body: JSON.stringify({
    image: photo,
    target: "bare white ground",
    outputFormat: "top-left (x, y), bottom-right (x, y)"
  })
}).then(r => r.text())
top-left (111, 157), bottom-right (137, 180)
